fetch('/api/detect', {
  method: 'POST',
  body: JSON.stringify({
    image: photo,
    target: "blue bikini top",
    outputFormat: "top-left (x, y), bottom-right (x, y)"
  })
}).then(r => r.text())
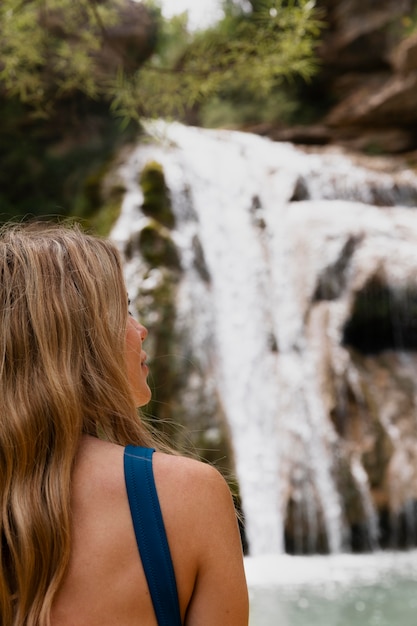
top-left (124, 445), bottom-right (182, 626)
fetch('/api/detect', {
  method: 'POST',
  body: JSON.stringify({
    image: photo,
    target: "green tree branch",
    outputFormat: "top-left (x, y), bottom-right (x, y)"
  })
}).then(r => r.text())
top-left (0, 0), bottom-right (324, 121)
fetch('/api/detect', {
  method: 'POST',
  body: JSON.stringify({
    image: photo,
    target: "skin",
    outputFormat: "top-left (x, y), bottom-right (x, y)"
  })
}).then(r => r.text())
top-left (51, 316), bottom-right (249, 625)
top-left (125, 315), bottom-right (152, 407)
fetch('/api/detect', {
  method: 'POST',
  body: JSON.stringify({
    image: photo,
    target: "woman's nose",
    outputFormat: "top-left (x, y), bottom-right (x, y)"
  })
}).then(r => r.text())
top-left (138, 323), bottom-right (148, 341)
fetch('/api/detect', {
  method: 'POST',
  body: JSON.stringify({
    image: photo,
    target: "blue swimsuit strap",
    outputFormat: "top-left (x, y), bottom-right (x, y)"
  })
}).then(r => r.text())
top-left (124, 445), bottom-right (182, 626)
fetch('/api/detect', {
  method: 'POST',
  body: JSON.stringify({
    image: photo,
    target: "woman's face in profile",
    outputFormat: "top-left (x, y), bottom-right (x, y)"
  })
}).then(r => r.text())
top-left (125, 314), bottom-right (152, 407)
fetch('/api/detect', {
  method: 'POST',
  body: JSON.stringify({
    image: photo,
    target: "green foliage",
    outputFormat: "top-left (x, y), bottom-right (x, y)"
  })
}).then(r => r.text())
top-left (0, 94), bottom-right (135, 222)
top-left (0, 0), bottom-right (325, 224)
top-left (0, 0), bottom-right (126, 116)
top-left (115, 0), bottom-right (325, 119)
top-left (82, 171), bottom-right (126, 236)
top-left (0, 0), bottom-right (324, 121)
top-left (200, 89), bottom-right (301, 128)
top-left (401, 6), bottom-right (417, 36)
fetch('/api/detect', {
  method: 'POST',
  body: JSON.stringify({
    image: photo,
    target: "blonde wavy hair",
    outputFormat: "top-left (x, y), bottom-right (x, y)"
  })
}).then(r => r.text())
top-left (0, 221), bottom-right (154, 625)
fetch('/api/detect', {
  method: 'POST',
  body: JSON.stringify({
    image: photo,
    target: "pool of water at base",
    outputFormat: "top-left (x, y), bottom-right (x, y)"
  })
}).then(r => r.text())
top-left (245, 551), bottom-right (417, 626)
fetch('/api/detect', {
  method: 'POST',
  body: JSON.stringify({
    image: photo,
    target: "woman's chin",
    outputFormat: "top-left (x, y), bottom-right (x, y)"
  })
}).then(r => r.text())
top-left (135, 386), bottom-right (152, 408)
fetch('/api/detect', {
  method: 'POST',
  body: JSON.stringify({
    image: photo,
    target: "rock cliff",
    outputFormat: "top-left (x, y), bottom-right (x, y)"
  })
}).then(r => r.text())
top-left (259, 0), bottom-right (417, 154)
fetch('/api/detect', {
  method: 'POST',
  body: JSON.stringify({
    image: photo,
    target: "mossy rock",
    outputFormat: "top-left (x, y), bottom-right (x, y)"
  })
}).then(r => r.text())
top-left (128, 220), bottom-right (181, 270)
top-left (89, 196), bottom-right (124, 236)
top-left (67, 144), bottom-right (128, 235)
top-left (139, 161), bottom-right (175, 229)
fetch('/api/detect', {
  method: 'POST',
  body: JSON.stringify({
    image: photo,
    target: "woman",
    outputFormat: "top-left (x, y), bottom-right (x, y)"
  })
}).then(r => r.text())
top-left (0, 222), bottom-right (249, 626)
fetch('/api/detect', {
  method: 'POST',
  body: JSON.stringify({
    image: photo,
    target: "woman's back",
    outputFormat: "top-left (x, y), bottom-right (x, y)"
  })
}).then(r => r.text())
top-left (51, 436), bottom-right (248, 626)
top-left (0, 223), bottom-right (248, 625)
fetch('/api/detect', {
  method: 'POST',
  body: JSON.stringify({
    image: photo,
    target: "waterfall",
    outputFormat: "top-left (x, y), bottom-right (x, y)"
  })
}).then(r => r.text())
top-left (111, 122), bottom-right (417, 556)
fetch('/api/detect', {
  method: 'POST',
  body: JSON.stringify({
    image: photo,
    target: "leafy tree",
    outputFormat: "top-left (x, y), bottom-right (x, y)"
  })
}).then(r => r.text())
top-left (132, 0), bottom-right (324, 119)
top-left (0, 0), bottom-right (154, 220)
top-left (0, 0), bottom-right (324, 121)
top-left (0, 0), bottom-right (156, 120)
top-left (0, 0), bottom-right (324, 221)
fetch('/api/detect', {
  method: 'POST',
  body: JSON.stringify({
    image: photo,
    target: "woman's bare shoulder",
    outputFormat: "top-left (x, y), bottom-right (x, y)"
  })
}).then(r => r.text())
top-left (152, 451), bottom-right (239, 558)
top-left (153, 452), bottom-right (232, 506)
top-left (153, 453), bottom-right (249, 625)
top-left (75, 438), bottom-right (234, 531)
top-left (153, 451), bottom-right (223, 478)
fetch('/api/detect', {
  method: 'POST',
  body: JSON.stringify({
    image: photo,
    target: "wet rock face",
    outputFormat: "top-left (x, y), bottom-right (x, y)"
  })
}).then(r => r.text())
top-left (331, 348), bottom-right (417, 550)
top-left (118, 155), bottom-right (237, 493)
top-left (343, 280), bottom-right (417, 353)
top-left (318, 0), bottom-right (410, 70)
top-left (287, 194), bottom-right (417, 551)
top-left (317, 274), bottom-right (417, 551)
top-left (313, 235), bottom-right (360, 301)
top-left (267, 0), bottom-right (417, 152)
top-left (322, 0), bottom-right (417, 147)
top-left (112, 124), bottom-right (417, 556)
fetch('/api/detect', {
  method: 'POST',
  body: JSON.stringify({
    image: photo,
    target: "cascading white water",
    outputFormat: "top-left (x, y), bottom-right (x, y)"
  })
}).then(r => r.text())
top-left (111, 122), bottom-right (417, 556)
